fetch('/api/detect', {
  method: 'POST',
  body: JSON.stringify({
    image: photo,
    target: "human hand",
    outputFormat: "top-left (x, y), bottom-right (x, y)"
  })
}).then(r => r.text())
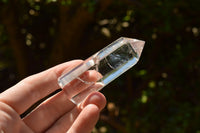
top-left (0, 60), bottom-right (106, 133)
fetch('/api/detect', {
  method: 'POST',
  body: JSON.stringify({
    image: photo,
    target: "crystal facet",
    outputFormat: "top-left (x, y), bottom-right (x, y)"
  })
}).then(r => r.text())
top-left (58, 37), bottom-right (145, 105)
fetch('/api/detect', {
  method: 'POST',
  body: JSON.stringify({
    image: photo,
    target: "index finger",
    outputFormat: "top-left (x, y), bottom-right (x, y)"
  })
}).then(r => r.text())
top-left (0, 60), bottom-right (83, 114)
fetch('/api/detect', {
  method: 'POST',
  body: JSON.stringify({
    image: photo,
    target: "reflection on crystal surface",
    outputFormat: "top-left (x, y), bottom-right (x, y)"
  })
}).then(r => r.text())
top-left (97, 42), bottom-right (139, 85)
top-left (99, 43), bottom-right (136, 74)
top-left (107, 43), bottom-right (137, 68)
top-left (58, 37), bottom-right (145, 105)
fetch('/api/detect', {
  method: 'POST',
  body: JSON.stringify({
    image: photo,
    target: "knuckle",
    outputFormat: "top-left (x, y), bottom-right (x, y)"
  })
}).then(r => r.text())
top-left (0, 103), bottom-right (21, 133)
top-left (0, 102), bottom-right (20, 123)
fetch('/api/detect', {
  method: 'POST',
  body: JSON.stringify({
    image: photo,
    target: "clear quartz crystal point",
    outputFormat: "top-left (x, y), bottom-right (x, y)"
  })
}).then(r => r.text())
top-left (58, 37), bottom-right (145, 105)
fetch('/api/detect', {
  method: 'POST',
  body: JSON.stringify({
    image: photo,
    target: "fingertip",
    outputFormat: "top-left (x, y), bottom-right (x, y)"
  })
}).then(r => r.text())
top-left (80, 92), bottom-right (106, 110)
top-left (83, 104), bottom-right (101, 120)
top-left (85, 104), bottom-right (100, 114)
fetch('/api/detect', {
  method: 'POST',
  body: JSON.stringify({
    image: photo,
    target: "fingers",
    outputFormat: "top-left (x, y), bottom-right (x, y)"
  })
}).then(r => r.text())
top-left (63, 70), bottom-right (101, 99)
top-left (45, 92), bottom-right (106, 133)
top-left (0, 102), bottom-right (33, 133)
top-left (23, 90), bottom-right (105, 133)
top-left (45, 104), bottom-right (80, 133)
top-left (0, 60), bottom-right (83, 114)
top-left (23, 91), bottom-right (75, 133)
top-left (67, 104), bottom-right (100, 133)
top-left (23, 70), bottom-right (103, 132)
top-left (67, 92), bottom-right (106, 133)
top-left (0, 59), bottom-right (106, 133)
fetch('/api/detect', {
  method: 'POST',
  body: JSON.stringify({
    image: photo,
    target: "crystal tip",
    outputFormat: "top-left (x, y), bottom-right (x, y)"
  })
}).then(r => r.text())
top-left (121, 37), bottom-right (145, 59)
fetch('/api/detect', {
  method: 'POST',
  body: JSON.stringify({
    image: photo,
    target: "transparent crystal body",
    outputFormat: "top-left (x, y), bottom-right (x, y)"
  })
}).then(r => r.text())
top-left (58, 37), bottom-right (145, 105)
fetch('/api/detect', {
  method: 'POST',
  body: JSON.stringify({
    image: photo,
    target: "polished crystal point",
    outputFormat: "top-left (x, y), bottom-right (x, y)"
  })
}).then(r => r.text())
top-left (58, 37), bottom-right (145, 105)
